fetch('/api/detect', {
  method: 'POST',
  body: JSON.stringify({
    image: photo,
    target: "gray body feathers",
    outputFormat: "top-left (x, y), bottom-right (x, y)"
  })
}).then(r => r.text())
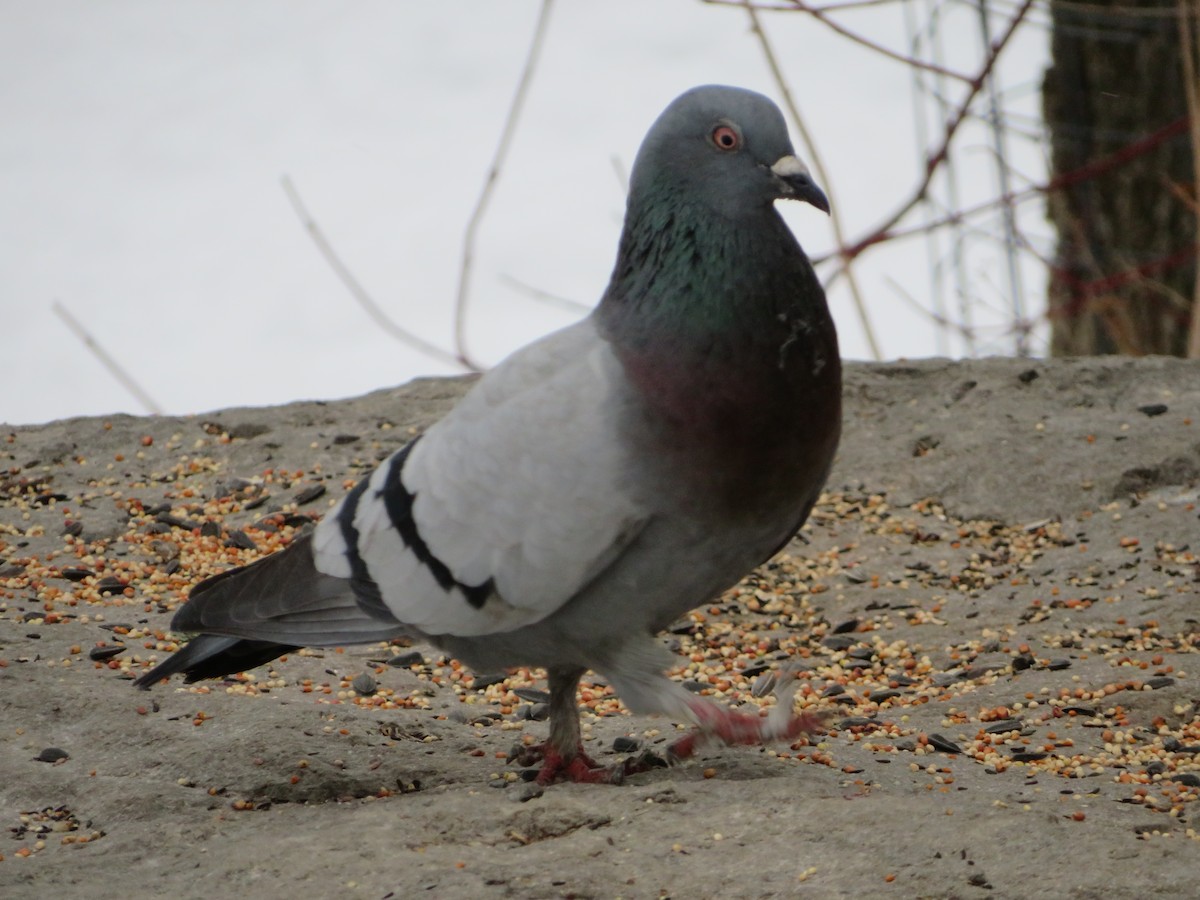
top-left (134, 85), bottom-right (842, 775)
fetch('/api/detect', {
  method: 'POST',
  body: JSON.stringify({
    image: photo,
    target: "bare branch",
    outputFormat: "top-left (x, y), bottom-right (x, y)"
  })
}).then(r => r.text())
top-left (705, 0), bottom-right (911, 16)
top-left (281, 175), bottom-right (467, 370)
top-left (711, 0), bottom-right (975, 81)
top-left (453, 0), bottom-right (556, 369)
top-left (500, 273), bottom-right (591, 315)
top-left (832, 0), bottom-right (1037, 269)
top-left (883, 275), bottom-right (975, 340)
top-left (796, 0), bottom-right (973, 81)
top-left (610, 154), bottom-right (630, 195)
top-left (810, 111), bottom-right (1191, 266)
top-left (52, 300), bottom-right (163, 415)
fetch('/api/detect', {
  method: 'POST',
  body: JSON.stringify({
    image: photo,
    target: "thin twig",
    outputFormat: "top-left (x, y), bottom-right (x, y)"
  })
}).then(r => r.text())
top-left (52, 300), bottom-right (163, 415)
top-left (788, 0), bottom-right (973, 82)
top-left (744, 0), bottom-right (882, 359)
top-left (280, 176), bottom-right (467, 370)
top-left (717, 0), bottom-right (1184, 24)
top-left (705, 0), bottom-right (912, 16)
top-left (610, 154), bottom-right (630, 195)
top-left (453, 0), bottom-right (556, 369)
top-left (500, 273), bottom-right (591, 314)
top-left (717, 0), bottom-right (977, 82)
top-left (883, 275), bottom-right (975, 340)
top-left (832, 0), bottom-right (1037, 269)
top-left (810, 111), bottom-right (1190, 265)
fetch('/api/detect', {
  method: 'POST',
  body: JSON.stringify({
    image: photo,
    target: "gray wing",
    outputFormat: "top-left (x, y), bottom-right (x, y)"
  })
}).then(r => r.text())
top-left (312, 318), bottom-right (652, 637)
top-left (140, 317), bottom-right (653, 687)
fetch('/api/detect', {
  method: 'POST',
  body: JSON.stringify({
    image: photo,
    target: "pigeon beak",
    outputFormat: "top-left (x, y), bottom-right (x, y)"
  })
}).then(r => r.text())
top-left (769, 155), bottom-right (830, 214)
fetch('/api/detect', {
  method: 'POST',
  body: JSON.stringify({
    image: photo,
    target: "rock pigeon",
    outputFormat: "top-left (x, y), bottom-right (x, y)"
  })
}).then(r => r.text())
top-left (135, 84), bottom-right (841, 784)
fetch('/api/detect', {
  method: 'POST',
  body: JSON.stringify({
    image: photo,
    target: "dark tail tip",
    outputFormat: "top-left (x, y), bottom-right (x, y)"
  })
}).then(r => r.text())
top-left (132, 635), bottom-right (300, 689)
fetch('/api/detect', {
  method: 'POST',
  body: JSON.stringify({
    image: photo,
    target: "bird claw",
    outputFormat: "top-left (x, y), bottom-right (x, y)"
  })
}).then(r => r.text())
top-left (666, 665), bottom-right (827, 761)
top-left (510, 741), bottom-right (669, 785)
top-left (665, 707), bottom-right (826, 761)
top-left (511, 741), bottom-right (633, 785)
top-left (509, 664), bottom-right (824, 781)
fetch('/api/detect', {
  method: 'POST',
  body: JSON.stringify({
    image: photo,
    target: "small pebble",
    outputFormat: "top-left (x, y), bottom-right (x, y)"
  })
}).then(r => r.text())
top-left (932, 670), bottom-right (967, 687)
top-left (155, 512), bottom-right (201, 531)
top-left (515, 783), bottom-right (544, 802)
top-left (822, 635), bottom-right (857, 651)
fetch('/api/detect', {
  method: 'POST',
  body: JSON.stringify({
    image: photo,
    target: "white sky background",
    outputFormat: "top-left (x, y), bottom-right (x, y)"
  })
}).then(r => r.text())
top-left (1, 1), bottom-right (1051, 425)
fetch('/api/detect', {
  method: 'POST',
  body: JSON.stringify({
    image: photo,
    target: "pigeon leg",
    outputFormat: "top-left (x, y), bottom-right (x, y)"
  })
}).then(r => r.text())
top-left (515, 667), bottom-right (629, 785)
top-left (665, 703), bottom-right (825, 760)
top-left (666, 666), bottom-right (825, 760)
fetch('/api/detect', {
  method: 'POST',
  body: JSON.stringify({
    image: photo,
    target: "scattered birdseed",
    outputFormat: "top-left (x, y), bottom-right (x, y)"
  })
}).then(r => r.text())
top-left (2, 412), bottom-right (1198, 830)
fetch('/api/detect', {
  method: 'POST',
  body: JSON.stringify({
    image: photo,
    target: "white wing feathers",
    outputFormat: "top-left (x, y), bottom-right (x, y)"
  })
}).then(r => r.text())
top-left (312, 321), bottom-right (650, 638)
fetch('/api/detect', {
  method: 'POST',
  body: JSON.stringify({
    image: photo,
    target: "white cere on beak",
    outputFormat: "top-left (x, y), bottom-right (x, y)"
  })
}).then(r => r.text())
top-left (770, 155), bottom-right (813, 179)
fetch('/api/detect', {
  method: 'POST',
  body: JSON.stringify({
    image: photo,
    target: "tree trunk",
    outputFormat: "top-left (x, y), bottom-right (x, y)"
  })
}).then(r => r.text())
top-left (1043, 0), bottom-right (1196, 356)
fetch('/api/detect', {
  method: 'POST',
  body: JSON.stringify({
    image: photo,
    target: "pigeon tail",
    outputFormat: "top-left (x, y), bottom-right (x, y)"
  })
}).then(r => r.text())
top-left (133, 635), bottom-right (299, 688)
top-left (135, 531), bottom-right (407, 688)
top-left (170, 531), bottom-right (402, 645)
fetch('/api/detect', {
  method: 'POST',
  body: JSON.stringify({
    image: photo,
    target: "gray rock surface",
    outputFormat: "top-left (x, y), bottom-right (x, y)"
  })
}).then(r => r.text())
top-left (2, 357), bottom-right (1198, 899)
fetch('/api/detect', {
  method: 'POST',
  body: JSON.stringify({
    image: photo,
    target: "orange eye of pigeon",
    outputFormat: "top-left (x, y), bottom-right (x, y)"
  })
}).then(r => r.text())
top-left (712, 125), bottom-right (740, 151)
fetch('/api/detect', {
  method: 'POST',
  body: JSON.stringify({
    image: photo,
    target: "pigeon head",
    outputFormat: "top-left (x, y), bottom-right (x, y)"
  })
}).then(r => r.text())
top-left (627, 85), bottom-right (829, 218)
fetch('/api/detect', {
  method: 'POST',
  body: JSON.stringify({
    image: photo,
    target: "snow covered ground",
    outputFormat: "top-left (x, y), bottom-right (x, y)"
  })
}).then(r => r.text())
top-left (2, 1), bottom-right (1049, 424)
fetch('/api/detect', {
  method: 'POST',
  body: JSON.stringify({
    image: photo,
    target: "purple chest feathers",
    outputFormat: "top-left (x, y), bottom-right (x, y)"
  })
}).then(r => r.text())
top-left (617, 339), bottom-right (842, 516)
